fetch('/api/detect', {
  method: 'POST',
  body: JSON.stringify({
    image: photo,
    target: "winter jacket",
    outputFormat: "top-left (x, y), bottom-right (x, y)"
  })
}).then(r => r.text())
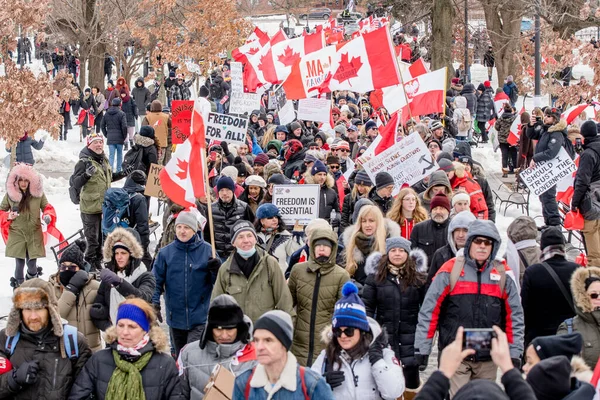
top-left (49, 273), bottom-right (101, 352)
top-left (558, 266), bottom-right (600, 369)
top-left (506, 218), bottom-right (540, 284)
top-left (132, 78), bottom-right (151, 116)
top-left (527, 119), bottom-right (567, 163)
top-left (311, 319), bottom-right (405, 400)
top-left (68, 326), bottom-right (183, 400)
top-left (475, 87), bottom-right (496, 122)
top-left (121, 96), bottom-right (138, 127)
top-left (451, 175), bottom-right (489, 220)
top-left (122, 176), bottom-right (150, 249)
top-left (78, 94), bottom-right (97, 129)
top-left (170, 77), bottom-right (196, 101)
top-left (522, 255), bottom-right (578, 346)
top-left (460, 83), bottom-right (478, 115)
top-left (288, 228), bottom-right (350, 366)
top-left (362, 250), bottom-right (427, 367)
top-left (142, 111), bottom-right (172, 149)
top-left (101, 106), bottom-right (127, 145)
top-left (410, 218), bottom-right (450, 262)
top-left (340, 193), bottom-right (367, 233)
top-left (572, 135), bottom-right (600, 216)
top-left (211, 248), bottom-right (295, 322)
top-left (483, 50), bottom-right (495, 67)
top-left (368, 187), bottom-right (393, 215)
top-left (415, 221), bottom-right (525, 359)
top-left (503, 82), bottom-right (519, 105)
top-left (286, 242), bottom-right (346, 280)
top-left (256, 230), bottom-right (304, 274)
top-left (283, 150), bottom-right (307, 180)
top-left (152, 234), bottom-right (216, 330)
top-left (471, 165), bottom-right (496, 222)
top-left (204, 198), bottom-right (255, 260)
top-left (11, 135), bottom-right (44, 165)
top-left (132, 134), bottom-right (158, 177)
top-left (495, 112), bottom-right (517, 144)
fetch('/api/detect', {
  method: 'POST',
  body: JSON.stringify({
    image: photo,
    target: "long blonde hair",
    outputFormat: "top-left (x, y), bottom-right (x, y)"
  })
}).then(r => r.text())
top-left (351, 181), bottom-right (372, 201)
top-left (387, 188), bottom-right (428, 225)
top-left (345, 205), bottom-right (387, 277)
top-left (261, 125), bottom-right (276, 148)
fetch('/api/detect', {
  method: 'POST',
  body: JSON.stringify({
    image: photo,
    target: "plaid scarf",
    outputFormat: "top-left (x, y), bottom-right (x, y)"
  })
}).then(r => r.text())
top-left (541, 244), bottom-right (566, 262)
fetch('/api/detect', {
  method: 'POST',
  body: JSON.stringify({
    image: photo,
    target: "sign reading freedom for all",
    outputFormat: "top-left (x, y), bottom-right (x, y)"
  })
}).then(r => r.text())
top-left (363, 133), bottom-right (438, 196)
top-left (272, 184), bottom-right (320, 225)
top-left (205, 113), bottom-right (249, 145)
top-left (171, 100), bottom-right (194, 144)
top-left (520, 148), bottom-right (577, 196)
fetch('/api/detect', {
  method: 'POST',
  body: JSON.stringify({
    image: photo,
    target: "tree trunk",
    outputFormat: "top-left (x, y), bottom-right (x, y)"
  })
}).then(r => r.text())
top-left (430, 0), bottom-right (455, 83)
top-left (89, 42), bottom-right (106, 91)
top-left (79, 54), bottom-right (88, 88)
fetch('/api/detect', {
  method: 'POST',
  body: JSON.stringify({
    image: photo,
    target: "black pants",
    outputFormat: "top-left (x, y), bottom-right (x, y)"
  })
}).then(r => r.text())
top-left (170, 325), bottom-right (205, 357)
top-left (477, 121), bottom-right (488, 141)
top-left (81, 212), bottom-right (103, 268)
top-left (14, 252), bottom-right (37, 283)
top-left (540, 185), bottom-right (561, 226)
top-left (499, 143), bottom-right (518, 170)
top-left (403, 365), bottom-right (421, 389)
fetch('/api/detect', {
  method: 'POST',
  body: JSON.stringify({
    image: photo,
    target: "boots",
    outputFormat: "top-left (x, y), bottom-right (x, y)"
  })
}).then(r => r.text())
top-left (402, 381), bottom-right (423, 400)
top-left (10, 277), bottom-right (22, 289)
top-left (502, 168), bottom-right (509, 178)
top-left (25, 266), bottom-right (42, 280)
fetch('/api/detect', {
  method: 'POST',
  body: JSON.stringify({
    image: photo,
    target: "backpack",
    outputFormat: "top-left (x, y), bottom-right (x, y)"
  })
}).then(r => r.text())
top-left (509, 85), bottom-right (519, 105)
top-left (244, 366), bottom-right (309, 399)
top-left (457, 109), bottom-right (472, 133)
top-left (122, 145), bottom-right (145, 173)
top-left (6, 324), bottom-right (79, 359)
top-left (449, 255), bottom-right (506, 293)
top-left (102, 188), bottom-right (132, 235)
top-left (209, 81), bottom-right (224, 100)
top-left (564, 318), bottom-right (574, 334)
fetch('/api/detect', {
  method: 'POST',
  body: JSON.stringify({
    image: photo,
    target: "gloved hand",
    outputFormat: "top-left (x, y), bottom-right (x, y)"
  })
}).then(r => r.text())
top-left (153, 303), bottom-right (163, 323)
top-left (9, 361), bottom-right (39, 390)
top-left (99, 268), bottom-right (122, 287)
top-left (207, 257), bottom-right (221, 273)
top-left (415, 353), bottom-right (429, 372)
top-left (43, 215), bottom-right (51, 225)
top-left (124, 164), bottom-right (135, 175)
top-left (368, 329), bottom-right (388, 365)
top-left (66, 270), bottom-right (89, 295)
top-left (84, 162), bottom-right (96, 178)
top-left (324, 370), bottom-right (345, 389)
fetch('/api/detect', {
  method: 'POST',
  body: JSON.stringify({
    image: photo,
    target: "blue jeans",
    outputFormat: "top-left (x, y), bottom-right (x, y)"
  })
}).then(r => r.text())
top-left (216, 101), bottom-right (224, 114)
top-left (108, 144), bottom-right (123, 172)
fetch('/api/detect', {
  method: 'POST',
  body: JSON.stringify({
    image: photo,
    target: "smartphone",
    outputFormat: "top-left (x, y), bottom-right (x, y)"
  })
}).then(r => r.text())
top-left (463, 328), bottom-right (496, 351)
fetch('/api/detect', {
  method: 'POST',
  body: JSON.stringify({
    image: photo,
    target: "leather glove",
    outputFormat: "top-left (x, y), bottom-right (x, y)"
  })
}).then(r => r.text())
top-left (368, 330), bottom-right (388, 365)
top-left (66, 270), bottom-right (89, 295)
top-left (324, 370), bottom-right (345, 389)
top-left (153, 303), bottom-right (163, 323)
top-left (415, 353), bottom-right (429, 372)
top-left (43, 215), bottom-right (51, 224)
top-left (124, 164), bottom-right (135, 175)
top-left (511, 358), bottom-right (522, 370)
top-left (207, 257), bottom-right (221, 273)
top-left (99, 268), bottom-right (122, 287)
top-left (9, 361), bottom-right (39, 389)
top-left (84, 162), bottom-right (96, 178)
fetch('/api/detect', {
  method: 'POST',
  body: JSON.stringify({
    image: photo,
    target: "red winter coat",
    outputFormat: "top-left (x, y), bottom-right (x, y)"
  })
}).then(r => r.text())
top-left (451, 174), bottom-right (489, 220)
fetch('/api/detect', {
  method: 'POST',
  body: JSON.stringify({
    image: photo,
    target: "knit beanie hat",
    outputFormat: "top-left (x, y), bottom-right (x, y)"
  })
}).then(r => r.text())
top-left (199, 85), bottom-right (209, 98)
top-left (386, 237), bottom-right (411, 254)
top-left (313, 238), bottom-right (334, 249)
top-left (117, 303), bottom-right (150, 332)
top-left (59, 239), bottom-right (87, 269)
top-left (268, 173), bottom-right (289, 185)
top-left (254, 310), bottom-right (294, 350)
top-left (230, 220), bottom-right (257, 244)
top-left (438, 158), bottom-right (455, 173)
top-left (540, 226), bottom-right (565, 249)
top-left (581, 120), bottom-right (598, 139)
top-left (452, 192), bottom-right (471, 206)
top-left (375, 172), bottom-right (394, 190)
top-left (254, 153), bottom-right (269, 166)
top-left (275, 125), bottom-right (288, 134)
top-left (454, 379), bottom-right (509, 400)
top-left (86, 133), bottom-right (104, 147)
top-left (256, 203), bottom-right (280, 220)
top-left (175, 210), bottom-right (199, 231)
top-left (111, 98), bottom-right (121, 106)
top-left (235, 163), bottom-right (248, 178)
top-left (332, 282), bottom-right (370, 332)
top-left (139, 125), bottom-right (155, 139)
top-left (526, 356), bottom-right (572, 400)
top-left (365, 120), bottom-right (377, 131)
top-left (355, 170), bottom-right (372, 186)
top-left (430, 193), bottom-right (451, 212)
top-left (334, 124), bottom-right (347, 137)
top-left (326, 156), bottom-right (340, 165)
top-left (221, 166), bottom-right (238, 180)
top-left (216, 176), bottom-right (236, 193)
top-left (531, 333), bottom-right (583, 361)
top-left (311, 160), bottom-right (328, 175)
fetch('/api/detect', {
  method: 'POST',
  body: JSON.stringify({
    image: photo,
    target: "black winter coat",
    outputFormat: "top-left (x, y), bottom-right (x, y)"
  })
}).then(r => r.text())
top-left (340, 193), bottom-right (361, 233)
top-left (283, 150), bottom-right (306, 180)
top-left (572, 136), bottom-right (600, 212)
top-left (427, 244), bottom-right (453, 284)
top-left (318, 184), bottom-right (340, 223)
top-left (123, 177), bottom-right (150, 248)
top-left (526, 119), bottom-right (566, 163)
top-left (121, 98), bottom-right (138, 127)
top-left (460, 83), bottom-right (478, 115)
top-left (521, 255), bottom-right (578, 346)
top-left (101, 107), bottom-right (127, 145)
top-left (475, 87), bottom-right (495, 122)
top-left (410, 219), bottom-right (449, 262)
top-left (368, 187), bottom-right (393, 215)
top-left (0, 327), bottom-right (91, 400)
top-left (132, 134), bottom-right (158, 177)
top-left (12, 135), bottom-right (44, 165)
top-left (205, 198), bottom-right (255, 259)
top-left (132, 78), bottom-right (151, 116)
top-left (362, 274), bottom-right (426, 366)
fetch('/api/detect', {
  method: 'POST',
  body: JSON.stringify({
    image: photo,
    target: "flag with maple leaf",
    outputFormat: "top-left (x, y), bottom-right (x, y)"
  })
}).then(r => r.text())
top-left (232, 27), bottom-right (270, 63)
top-left (282, 46), bottom-right (336, 99)
top-left (494, 92), bottom-right (511, 115)
top-left (243, 29), bottom-right (290, 92)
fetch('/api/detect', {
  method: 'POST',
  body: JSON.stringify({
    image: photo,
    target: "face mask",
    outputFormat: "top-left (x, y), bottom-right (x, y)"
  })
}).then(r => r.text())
top-left (59, 270), bottom-right (76, 286)
top-left (316, 255), bottom-right (329, 264)
top-left (236, 247), bottom-right (256, 259)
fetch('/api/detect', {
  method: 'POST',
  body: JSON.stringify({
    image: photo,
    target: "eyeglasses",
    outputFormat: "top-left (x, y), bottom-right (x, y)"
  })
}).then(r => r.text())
top-left (59, 263), bottom-right (78, 271)
top-left (590, 293), bottom-right (600, 299)
top-left (333, 327), bottom-right (356, 337)
top-left (329, 165), bottom-right (340, 170)
top-left (338, 149), bottom-right (349, 153)
top-left (472, 238), bottom-right (493, 246)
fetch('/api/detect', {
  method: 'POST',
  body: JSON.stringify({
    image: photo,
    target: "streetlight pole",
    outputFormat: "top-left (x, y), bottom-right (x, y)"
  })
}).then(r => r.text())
top-left (534, 1), bottom-right (541, 107)
top-left (464, 0), bottom-right (470, 83)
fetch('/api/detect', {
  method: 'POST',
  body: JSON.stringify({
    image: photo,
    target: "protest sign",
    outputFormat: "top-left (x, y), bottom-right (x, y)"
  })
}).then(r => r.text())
top-left (273, 86), bottom-right (287, 110)
top-left (171, 100), bottom-right (194, 144)
top-left (297, 98), bottom-right (332, 123)
top-left (520, 148), bottom-right (577, 196)
top-left (230, 62), bottom-right (243, 93)
top-left (268, 90), bottom-right (277, 109)
top-left (279, 100), bottom-right (296, 125)
top-left (144, 164), bottom-right (167, 199)
top-left (343, 157), bottom-right (356, 181)
top-left (272, 184), bottom-right (320, 225)
top-left (206, 113), bottom-right (248, 145)
top-left (229, 92), bottom-right (260, 115)
top-left (363, 133), bottom-right (438, 196)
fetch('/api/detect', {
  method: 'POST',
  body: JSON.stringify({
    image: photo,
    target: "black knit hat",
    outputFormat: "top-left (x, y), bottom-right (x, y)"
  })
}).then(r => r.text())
top-left (580, 120), bottom-right (598, 139)
top-left (130, 170), bottom-right (147, 186)
top-left (540, 226), bottom-right (565, 249)
top-left (59, 239), bottom-right (87, 269)
top-left (199, 85), bottom-right (209, 98)
top-left (526, 356), bottom-right (572, 400)
top-left (454, 379), bottom-right (509, 400)
top-left (375, 172), bottom-right (394, 190)
top-left (139, 125), bottom-right (155, 139)
top-left (531, 333), bottom-right (583, 361)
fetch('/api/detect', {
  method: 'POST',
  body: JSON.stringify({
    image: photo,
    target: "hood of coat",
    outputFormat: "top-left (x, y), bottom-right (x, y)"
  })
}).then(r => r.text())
top-left (571, 356), bottom-right (593, 384)
top-left (134, 134), bottom-right (155, 148)
top-left (454, 96), bottom-right (467, 109)
top-left (6, 163), bottom-right (44, 202)
top-left (134, 77), bottom-right (145, 89)
top-left (500, 111), bottom-right (516, 121)
top-left (104, 324), bottom-right (170, 353)
top-left (364, 248), bottom-right (428, 277)
top-left (463, 220), bottom-right (502, 263)
top-left (308, 227), bottom-right (339, 271)
top-left (200, 294), bottom-right (253, 349)
top-left (423, 171), bottom-right (452, 200)
top-left (447, 211), bottom-right (477, 255)
top-left (461, 83), bottom-right (476, 94)
top-left (571, 266), bottom-right (600, 314)
top-left (123, 176), bottom-right (145, 195)
top-left (548, 119), bottom-right (568, 133)
top-left (103, 227), bottom-right (144, 262)
top-left (507, 216), bottom-right (538, 243)
top-left (341, 219), bottom-right (401, 264)
top-left (320, 317), bottom-right (383, 347)
top-left (304, 170), bottom-right (335, 188)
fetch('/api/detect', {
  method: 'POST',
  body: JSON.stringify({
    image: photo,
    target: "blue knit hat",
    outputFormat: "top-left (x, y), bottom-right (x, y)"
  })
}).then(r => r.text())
top-left (217, 176), bottom-right (235, 193)
top-left (117, 303), bottom-right (150, 332)
top-left (332, 282), bottom-right (370, 332)
top-left (311, 160), bottom-right (328, 175)
top-left (256, 203), bottom-right (280, 220)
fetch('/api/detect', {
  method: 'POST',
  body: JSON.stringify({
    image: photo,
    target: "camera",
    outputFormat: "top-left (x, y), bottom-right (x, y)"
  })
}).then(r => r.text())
top-left (463, 328), bottom-right (496, 357)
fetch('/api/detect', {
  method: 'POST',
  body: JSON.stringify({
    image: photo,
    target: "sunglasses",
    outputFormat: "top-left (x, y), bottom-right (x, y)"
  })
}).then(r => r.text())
top-left (338, 149), bottom-right (349, 153)
top-left (59, 263), bottom-right (78, 271)
top-left (329, 165), bottom-right (340, 170)
top-left (590, 293), bottom-right (600, 300)
top-left (472, 238), bottom-right (493, 246)
top-left (333, 327), bottom-right (356, 337)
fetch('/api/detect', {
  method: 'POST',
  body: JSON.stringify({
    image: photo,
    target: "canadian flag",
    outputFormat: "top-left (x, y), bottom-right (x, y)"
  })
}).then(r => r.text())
top-left (494, 92), bottom-right (511, 115)
top-left (282, 46), bottom-right (336, 99)
top-left (159, 101), bottom-right (207, 208)
top-left (244, 29), bottom-right (288, 92)
top-left (562, 104), bottom-right (588, 125)
top-left (246, 26), bottom-right (270, 45)
top-left (556, 154), bottom-right (580, 204)
top-left (232, 27), bottom-right (270, 63)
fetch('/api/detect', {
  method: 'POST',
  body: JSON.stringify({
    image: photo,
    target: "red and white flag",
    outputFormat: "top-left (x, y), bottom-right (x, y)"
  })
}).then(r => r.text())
top-left (399, 67), bottom-right (447, 123)
top-left (232, 27), bottom-right (270, 63)
top-left (245, 26), bottom-right (270, 45)
top-left (159, 101), bottom-right (207, 208)
top-left (556, 154), bottom-right (580, 204)
top-left (494, 92), bottom-right (511, 115)
top-left (374, 111), bottom-right (401, 155)
top-left (408, 58), bottom-right (428, 78)
top-left (243, 29), bottom-right (288, 92)
top-left (282, 46), bottom-right (336, 99)
top-left (562, 104), bottom-right (588, 125)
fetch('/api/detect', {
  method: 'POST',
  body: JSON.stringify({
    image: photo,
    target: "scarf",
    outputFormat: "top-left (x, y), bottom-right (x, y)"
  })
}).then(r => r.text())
top-left (117, 334), bottom-right (150, 356)
top-left (109, 265), bottom-right (147, 325)
top-left (355, 232), bottom-right (374, 255)
top-left (541, 244), bottom-right (566, 262)
top-left (388, 263), bottom-right (400, 277)
top-left (105, 348), bottom-right (152, 400)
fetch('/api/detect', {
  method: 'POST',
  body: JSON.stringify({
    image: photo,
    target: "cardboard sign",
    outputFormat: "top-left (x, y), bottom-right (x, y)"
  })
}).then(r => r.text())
top-left (230, 62), bottom-right (243, 94)
top-left (144, 163), bottom-right (167, 199)
top-left (272, 184), bottom-right (320, 225)
top-left (206, 113), bottom-right (248, 145)
top-left (520, 148), bottom-right (577, 196)
top-left (278, 100), bottom-right (296, 125)
top-left (229, 92), bottom-right (260, 115)
top-left (363, 133), bottom-right (438, 196)
top-left (171, 100), bottom-right (194, 144)
top-left (297, 98), bottom-right (332, 123)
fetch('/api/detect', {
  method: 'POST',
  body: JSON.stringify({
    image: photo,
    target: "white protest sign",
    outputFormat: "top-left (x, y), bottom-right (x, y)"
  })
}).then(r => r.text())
top-left (230, 62), bottom-right (243, 93)
top-left (272, 184), bottom-right (320, 225)
top-left (363, 133), bottom-right (438, 196)
top-left (185, 62), bottom-right (201, 74)
top-left (279, 100), bottom-right (296, 125)
top-left (229, 92), bottom-right (260, 115)
top-left (519, 148), bottom-right (577, 196)
top-left (343, 157), bottom-right (355, 181)
top-left (297, 98), bottom-right (332, 123)
top-left (205, 113), bottom-right (248, 145)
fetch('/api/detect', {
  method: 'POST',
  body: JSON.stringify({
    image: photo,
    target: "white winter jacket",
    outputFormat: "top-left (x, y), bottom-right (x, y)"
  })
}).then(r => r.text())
top-left (311, 318), bottom-right (405, 400)
top-left (257, 230), bottom-right (304, 274)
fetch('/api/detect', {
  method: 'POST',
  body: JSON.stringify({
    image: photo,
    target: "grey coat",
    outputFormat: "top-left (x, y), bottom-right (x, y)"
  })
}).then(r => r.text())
top-left (132, 78), bottom-right (151, 116)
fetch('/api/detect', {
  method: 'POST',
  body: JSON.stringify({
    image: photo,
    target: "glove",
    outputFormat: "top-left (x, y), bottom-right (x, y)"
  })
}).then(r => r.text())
top-left (207, 257), bottom-right (221, 273)
top-left (99, 268), bottom-right (122, 287)
top-left (43, 215), bottom-right (51, 225)
top-left (153, 303), bottom-right (163, 323)
top-left (84, 162), bottom-right (96, 178)
top-left (324, 370), bottom-right (345, 389)
top-left (65, 270), bottom-right (89, 295)
top-left (511, 358), bottom-right (522, 370)
top-left (415, 353), bottom-right (429, 372)
top-left (10, 361), bottom-right (39, 389)
top-left (123, 164), bottom-right (135, 175)
top-left (368, 330), bottom-right (388, 365)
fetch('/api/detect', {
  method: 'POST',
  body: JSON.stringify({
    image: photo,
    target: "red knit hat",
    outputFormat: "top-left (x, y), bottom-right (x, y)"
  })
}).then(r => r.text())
top-left (484, 81), bottom-right (491, 88)
top-left (430, 193), bottom-right (451, 212)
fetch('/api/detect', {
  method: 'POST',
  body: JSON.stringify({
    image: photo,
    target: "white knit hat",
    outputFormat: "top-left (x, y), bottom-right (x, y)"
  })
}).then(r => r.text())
top-left (452, 192), bottom-right (471, 207)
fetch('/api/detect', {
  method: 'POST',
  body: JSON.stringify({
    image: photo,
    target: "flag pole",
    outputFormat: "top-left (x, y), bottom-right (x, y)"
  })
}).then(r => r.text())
top-left (442, 66), bottom-right (448, 119)
top-left (203, 148), bottom-right (217, 259)
top-left (395, 58), bottom-right (414, 122)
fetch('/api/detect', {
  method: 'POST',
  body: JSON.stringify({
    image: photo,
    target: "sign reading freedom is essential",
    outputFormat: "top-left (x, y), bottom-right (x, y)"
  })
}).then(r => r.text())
top-left (272, 184), bottom-right (320, 225)
top-left (205, 113), bottom-right (249, 145)
top-left (520, 148), bottom-right (577, 196)
top-left (144, 163), bottom-right (167, 199)
top-left (363, 133), bottom-right (438, 196)
top-left (171, 100), bottom-right (194, 144)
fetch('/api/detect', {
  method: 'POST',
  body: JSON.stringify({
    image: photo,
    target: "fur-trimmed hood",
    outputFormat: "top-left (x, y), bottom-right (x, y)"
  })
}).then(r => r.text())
top-left (320, 317), bottom-right (382, 346)
top-left (103, 227), bottom-right (144, 261)
top-left (6, 163), bottom-right (43, 202)
top-left (571, 266), bottom-right (600, 314)
top-left (134, 134), bottom-right (155, 148)
top-left (571, 356), bottom-right (593, 383)
top-left (103, 324), bottom-right (170, 353)
top-left (304, 170), bottom-right (335, 188)
top-left (364, 248), bottom-right (428, 276)
top-left (341, 219), bottom-right (401, 265)
top-left (548, 119), bottom-right (568, 133)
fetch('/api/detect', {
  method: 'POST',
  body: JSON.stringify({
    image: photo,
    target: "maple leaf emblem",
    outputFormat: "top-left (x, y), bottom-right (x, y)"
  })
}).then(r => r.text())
top-left (277, 46), bottom-right (301, 67)
top-left (176, 159), bottom-right (188, 180)
top-left (332, 53), bottom-right (363, 85)
top-left (247, 47), bottom-right (259, 56)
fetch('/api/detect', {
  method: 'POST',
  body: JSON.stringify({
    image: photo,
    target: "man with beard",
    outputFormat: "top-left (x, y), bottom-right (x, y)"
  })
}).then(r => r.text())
top-left (410, 193), bottom-right (451, 261)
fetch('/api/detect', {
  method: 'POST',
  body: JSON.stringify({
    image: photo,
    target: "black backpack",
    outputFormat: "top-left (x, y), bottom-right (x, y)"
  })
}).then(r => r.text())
top-left (69, 157), bottom-right (91, 204)
top-left (509, 85), bottom-right (519, 105)
top-left (209, 81), bottom-right (224, 100)
top-left (122, 145), bottom-right (145, 172)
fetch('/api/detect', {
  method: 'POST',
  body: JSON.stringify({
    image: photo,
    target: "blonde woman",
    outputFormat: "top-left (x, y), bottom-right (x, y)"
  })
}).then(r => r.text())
top-left (387, 188), bottom-right (429, 240)
top-left (261, 125), bottom-right (276, 149)
top-left (340, 204), bottom-right (400, 285)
